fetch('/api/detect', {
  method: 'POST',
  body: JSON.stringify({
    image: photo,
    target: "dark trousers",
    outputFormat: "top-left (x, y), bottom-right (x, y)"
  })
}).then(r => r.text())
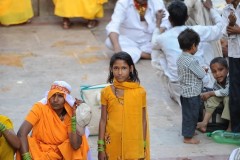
top-left (181, 95), bottom-right (201, 138)
top-left (229, 57), bottom-right (240, 132)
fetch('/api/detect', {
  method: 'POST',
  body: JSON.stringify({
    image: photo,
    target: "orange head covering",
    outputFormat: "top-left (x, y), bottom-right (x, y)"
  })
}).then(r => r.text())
top-left (39, 81), bottom-right (75, 107)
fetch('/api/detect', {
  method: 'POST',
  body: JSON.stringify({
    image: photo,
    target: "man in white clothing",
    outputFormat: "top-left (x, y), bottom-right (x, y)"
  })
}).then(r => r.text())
top-left (105, 0), bottom-right (170, 63)
top-left (152, 0), bottom-right (223, 106)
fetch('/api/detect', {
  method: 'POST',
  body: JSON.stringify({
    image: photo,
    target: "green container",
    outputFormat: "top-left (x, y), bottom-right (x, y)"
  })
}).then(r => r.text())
top-left (207, 130), bottom-right (240, 145)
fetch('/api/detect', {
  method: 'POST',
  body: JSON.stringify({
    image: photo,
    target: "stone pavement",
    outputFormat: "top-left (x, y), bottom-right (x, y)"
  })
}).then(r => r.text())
top-left (0, 9), bottom-right (237, 160)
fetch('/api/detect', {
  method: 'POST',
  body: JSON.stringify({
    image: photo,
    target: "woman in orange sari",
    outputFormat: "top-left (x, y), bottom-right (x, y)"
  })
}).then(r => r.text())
top-left (17, 81), bottom-right (89, 160)
top-left (98, 52), bottom-right (150, 160)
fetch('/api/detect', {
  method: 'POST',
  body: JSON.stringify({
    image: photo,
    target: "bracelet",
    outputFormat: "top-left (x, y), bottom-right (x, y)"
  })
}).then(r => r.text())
top-left (0, 123), bottom-right (6, 133)
top-left (144, 140), bottom-right (147, 148)
top-left (98, 146), bottom-right (105, 152)
top-left (97, 139), bottom-right (105, 145)
top-left (71, 116), bottom-right (77, 133)
top-left (22, 152), bottom-right (32, 160)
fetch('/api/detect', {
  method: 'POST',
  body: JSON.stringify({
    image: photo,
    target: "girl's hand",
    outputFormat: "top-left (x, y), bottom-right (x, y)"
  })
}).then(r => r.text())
top-left (72, 98), bottom-right (82, 116)
top-left (98, 151), bottom-right (107, 160)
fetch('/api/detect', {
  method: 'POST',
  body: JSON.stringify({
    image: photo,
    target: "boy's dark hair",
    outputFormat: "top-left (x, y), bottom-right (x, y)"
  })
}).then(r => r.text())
top-left (168, 0), bottom-right (188, 26)
top-left (178, 28), bottom-right (200, 51)
top-left (210, 57), bottom-right (229, 69)
top-left (107, 52), bottom-right (140, 83)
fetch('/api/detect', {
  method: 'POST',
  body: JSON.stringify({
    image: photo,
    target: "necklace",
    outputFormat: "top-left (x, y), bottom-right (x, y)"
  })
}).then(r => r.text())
top-left (134, 0), bottom-right (147, 21)
top-left (115, 88), bottom-right (124, 105)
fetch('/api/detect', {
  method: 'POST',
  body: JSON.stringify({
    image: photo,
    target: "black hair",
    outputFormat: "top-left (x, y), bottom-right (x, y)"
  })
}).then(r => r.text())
top-left (210, 57), bottom-right (229, 69)
top-left (168, 0), bottom-right (188, 26)
top-left (107, 52), bottom-right (140, 83)
top-left (178, 28), bottom-right (200, 51)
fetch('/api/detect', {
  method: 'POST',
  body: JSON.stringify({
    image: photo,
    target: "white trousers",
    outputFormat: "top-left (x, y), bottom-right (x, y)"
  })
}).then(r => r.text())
top-left (105, 35), bottom-right (152, 63)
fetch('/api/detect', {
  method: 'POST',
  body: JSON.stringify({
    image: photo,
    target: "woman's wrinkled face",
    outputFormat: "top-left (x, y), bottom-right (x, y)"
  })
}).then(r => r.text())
top-left (49, 92), bottom-right (65, 110)
top-left (112, 59), bottom-right (132, 83)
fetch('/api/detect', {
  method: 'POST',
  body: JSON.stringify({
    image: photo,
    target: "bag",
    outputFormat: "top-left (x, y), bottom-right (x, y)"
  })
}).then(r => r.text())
top-left (80, 84), bottom-right (110, 135)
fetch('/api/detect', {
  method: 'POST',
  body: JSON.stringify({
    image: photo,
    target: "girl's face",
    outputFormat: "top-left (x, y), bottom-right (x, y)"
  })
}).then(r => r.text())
top-left (210, 63), bottom-right (228, 84)
top-left (112, 59), bottom-right (132, 83)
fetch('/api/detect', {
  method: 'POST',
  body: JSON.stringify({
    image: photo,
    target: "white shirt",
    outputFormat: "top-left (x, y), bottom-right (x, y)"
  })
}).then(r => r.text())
top-left (153, 8), bottom-right (223, 82)
top-left (106, 0), bottom-right (171, 44)
top-left (222, 4), bottom-right (240, 58)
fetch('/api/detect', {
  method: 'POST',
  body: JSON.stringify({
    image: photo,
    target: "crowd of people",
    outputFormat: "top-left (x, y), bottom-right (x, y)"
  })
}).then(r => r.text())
top-left (1, 0), bottom-right (240, 159)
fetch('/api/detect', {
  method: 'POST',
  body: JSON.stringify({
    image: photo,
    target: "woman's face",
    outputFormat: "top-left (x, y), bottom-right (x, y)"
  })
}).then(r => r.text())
top-left (49, 93), bottom-right (65, 110)
top-left (210, 63), bottom-right (228, 84)
top-left (112, 59), bottom-right (132, 83)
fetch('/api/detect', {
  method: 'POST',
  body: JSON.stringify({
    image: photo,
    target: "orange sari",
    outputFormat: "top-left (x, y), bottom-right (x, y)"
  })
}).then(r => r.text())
top-left (16, 89), bottom-right (89, 160)
top-left (101, 80), bottom-right (150, 160)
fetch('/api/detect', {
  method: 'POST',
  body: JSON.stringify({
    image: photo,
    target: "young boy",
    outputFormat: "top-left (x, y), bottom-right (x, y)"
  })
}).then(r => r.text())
top-left (197, 57), bottom-right (230, 132)
top-left (177, 28), bottom-right (207, 144)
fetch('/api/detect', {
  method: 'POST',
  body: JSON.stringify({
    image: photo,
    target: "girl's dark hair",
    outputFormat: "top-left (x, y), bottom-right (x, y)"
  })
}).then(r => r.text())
top-left (210, 57), bottom-right (229, 69)
top-left (107, 52), bottom-right (140, 83)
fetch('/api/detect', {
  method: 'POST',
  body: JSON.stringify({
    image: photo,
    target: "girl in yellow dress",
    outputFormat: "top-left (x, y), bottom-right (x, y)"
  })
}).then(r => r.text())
top-left (98, 52), bottom-right (150, 160)
top-left (0, 115), bottom-right (21, 160)
top-left (53, 0), bottom-right (107, 29)
top-left (0, 0), bottom-right (33, 26)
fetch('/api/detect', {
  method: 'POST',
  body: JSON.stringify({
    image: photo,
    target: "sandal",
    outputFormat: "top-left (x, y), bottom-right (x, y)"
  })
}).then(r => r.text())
top-left (87, 20), bottom-right (98, 29)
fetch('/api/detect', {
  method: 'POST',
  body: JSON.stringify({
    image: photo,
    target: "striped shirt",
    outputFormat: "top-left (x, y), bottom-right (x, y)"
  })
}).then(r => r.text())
top-left (213, 76), bottom-right (229, 97)
top-left (177, 52), bottom-right (206, 98)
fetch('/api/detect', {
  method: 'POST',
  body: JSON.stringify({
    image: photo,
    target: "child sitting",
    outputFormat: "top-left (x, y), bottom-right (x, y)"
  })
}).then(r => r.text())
top-left (197, 57), bottom-right (230, 132)
top-left (177, 28), bottom-right (207, 144)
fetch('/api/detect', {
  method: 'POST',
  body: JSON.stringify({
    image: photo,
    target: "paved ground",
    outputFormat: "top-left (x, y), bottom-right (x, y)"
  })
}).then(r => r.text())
top-left (0, 8), bottom-right (237, 160)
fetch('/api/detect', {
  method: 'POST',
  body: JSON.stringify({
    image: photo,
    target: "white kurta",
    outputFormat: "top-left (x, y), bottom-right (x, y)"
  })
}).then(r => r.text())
top-left (152, 8), bottom-right (223, 105)
top-left (105, 0), bottom-right (170, 63)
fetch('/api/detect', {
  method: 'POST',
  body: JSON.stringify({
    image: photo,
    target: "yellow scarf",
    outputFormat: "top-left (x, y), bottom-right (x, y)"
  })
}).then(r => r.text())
top-left (113, 79), bottom-right (150, 159)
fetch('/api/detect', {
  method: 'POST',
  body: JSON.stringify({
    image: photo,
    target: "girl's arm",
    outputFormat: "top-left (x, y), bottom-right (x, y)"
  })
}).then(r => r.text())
top-left (17, 121), bottom-right (33, 154)
top-left (142, 108), bottom-right (147, 146)
top-left (98, 105), bottom-right (107, 160)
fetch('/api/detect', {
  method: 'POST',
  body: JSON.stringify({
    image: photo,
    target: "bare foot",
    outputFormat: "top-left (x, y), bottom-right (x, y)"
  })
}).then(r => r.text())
top-left (194, 131), bottom-right (198, 136)
top-left (197, 122), bottom-right (207, 133)
top-left (184, 137), bottom-right (200, 144)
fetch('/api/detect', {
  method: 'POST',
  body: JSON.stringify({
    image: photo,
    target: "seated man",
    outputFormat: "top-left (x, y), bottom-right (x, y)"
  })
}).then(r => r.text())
top-left (105, 0), bottom-right (171, 63)
top-left (152, 0), bottom-right (223, 106)
top-left (0, 115), bottom-right (21, 160)
top-left (17, 81), bottom-right (89, 160)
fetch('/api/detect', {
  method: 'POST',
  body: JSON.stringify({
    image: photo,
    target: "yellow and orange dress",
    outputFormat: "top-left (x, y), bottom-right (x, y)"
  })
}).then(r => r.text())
top-left (0, 0), bottom-right (33, 25)
top-left (53, 0), bottom-right (107, 20)
top-left (0, 115), bottom-right (15, 160)
top-left (101, 80), bottom-right (150, 160)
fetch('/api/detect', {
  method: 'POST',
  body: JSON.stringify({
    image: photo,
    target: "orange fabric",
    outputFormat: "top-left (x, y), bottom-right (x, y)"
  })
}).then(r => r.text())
top-left (101, 79), bottom-right (150, 160)
top-left (16, 89), bottom-right (89, 160)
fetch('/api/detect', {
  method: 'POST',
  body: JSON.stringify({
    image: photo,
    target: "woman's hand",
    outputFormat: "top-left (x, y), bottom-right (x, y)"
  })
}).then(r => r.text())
top-left (72, 98), bottom-right (82, 116)
top-left (98, 151), bottom-right (107, 160)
